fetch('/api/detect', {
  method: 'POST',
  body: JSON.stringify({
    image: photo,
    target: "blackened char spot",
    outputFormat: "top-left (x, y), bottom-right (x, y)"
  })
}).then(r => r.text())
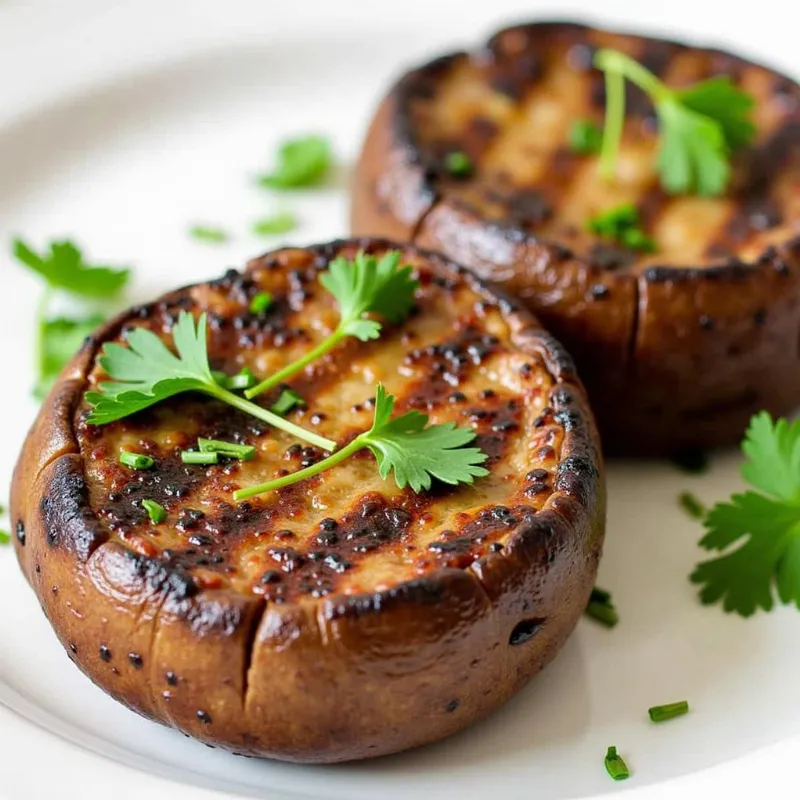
top-left (509, 618), bottom-right (545, 645)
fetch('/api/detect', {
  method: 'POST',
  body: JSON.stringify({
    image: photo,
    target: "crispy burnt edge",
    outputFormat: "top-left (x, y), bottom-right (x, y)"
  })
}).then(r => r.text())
top-left (10, 238), bottom-right (604, 763)
top-left (351, 20), bottom-right (800, 455)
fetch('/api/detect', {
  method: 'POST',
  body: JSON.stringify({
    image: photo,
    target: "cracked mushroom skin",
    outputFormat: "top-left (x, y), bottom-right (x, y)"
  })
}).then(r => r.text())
top-left (11, 239), bottom-right (603, 763)
top-left (351, 21), bottom-right (800, 455)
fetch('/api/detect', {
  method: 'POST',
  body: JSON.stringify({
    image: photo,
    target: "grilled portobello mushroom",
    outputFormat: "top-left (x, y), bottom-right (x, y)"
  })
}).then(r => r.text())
top-left (352, 21), bottom-right (800, 455)
top-left (11, 239), bottom-right (604, 763)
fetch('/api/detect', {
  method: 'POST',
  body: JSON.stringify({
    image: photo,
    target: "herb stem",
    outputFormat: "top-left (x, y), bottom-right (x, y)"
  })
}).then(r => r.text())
top-left (599, 66), bottom-right (625, 181)
top-left (207, 385), bottom-right (336, 452)
top-left (595, 49), bottom-right (665, 98)
top-left (234, 436), bottom-right (364, 500)
top-left (245, 329), bottom-right (345, 399)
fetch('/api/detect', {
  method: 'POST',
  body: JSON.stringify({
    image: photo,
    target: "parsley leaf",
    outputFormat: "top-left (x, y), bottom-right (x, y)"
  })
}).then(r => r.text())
top-left (13, 239), bottom-right (129, 297)
top-left (35, 314), bottom-right (105, 399)
top-left (245, 250), bottom-right (418, 398)
top-left (85, 310), bottom-right (336, 451)
top-left (257, 135), bottom-right (332, 189)
top-left (690, 412), bottom-right (800, 616)
top-left (594, 49), bottom-right (756, 196)
top-left (234, 383), bottom-right (488, 500)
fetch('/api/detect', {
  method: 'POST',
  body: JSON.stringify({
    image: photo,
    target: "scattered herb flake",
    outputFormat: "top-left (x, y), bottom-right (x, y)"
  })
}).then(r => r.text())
top-left (691, 412), bottom-right (800, 616)
top-left (594, 48), bottom-right (756, 196)
top-left (234, 383), bottom-right (488, 501)
top-left (189, 226), bottom-right (229, 244)
top-left (119, 452), bottom-right (154, 470)
top-left (197, 438), bottom-right (256, 461)
top-left (443, 151), bottom-right (472, 177)
top-left (587, 204), bottom-right (656, 253)
top-left (569, 119), bottom-right (603, 155)
top-left (648, 701), bottom-right (689, 723)
top-left (270, 389), bottom-right (305, 416)
top-left (679, 491), bottom-right (707, 521)
top-left (181, 450), bottom-right (219, 465)
top-left (604, 746), bottom-right (630, 781)
top-left (141, 499), bottom-right (167, 524)
top-left (0, 530), bottom-right (9, 545)
top-left (258, 135), bottom-right (332, 189)
top-left (252, 211), bottom-right (297, 236)
top-left (249, 292), bottom-right (273, 314)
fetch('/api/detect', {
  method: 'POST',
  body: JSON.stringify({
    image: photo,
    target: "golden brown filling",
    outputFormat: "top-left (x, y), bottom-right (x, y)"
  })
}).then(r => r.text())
top-left (405, 25), bottom-right (800, 270)
top-left (75, 247), bottom-right (564, 603)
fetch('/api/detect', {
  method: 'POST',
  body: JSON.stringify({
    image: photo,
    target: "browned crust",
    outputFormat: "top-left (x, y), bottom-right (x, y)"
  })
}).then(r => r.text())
top-left (350, 21), bottom-right (800, 454)
top-left (11, 238), bottom-right (604, 763)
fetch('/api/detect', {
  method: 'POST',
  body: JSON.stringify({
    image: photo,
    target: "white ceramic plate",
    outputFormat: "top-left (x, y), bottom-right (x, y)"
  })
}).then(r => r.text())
top-left (1, 1), bottom-right (799, 798)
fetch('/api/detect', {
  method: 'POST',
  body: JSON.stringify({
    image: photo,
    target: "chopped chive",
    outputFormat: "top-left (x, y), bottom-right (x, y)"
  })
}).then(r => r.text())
top-left (604, 746), bottom-right (630, 781)
top-left (252, 211), bottom-right (297, 236)
top-left (119, 451), bottom-right (154, 470)
top-left (249, 292), bottom-right (273, 314)
top-left (586, 600), bottom-right (619, 627)
top-left (224, 367), bottom-right (256, 391)
top-left (679, 491), bottom-right (706, 521)
top-left (590, 586), bottom-right (612, 604)
top-left (181, 450), bottom-right (219, 465)
top-left (443, 151), bottom-right (472, 178)
top-left (648, 700), bottom-right (689, 723)
top-left (189, 225), bottom-right (229, 244)
top-left (141, 499), bottom-right (167, 524)
top-left (197, 438), bottom-right (256, 461)
top-left (0, 530), bottom-right (10, 545)
top-left (270, 388), bottom-right (305, 416)
top-left (211, 369), bottom-right (227, 385)
top-left (569, 119), bottom-right (603, 155)
top-left (670, 449), bottom-right (709, 474)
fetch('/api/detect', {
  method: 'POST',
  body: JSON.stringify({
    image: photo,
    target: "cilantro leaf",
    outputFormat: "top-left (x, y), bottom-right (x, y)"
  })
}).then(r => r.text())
top-left (233, 383), bottom-right (488, 500)
top-left (35, 314), bottom-right (105, 399)
top-left (594, 49), bottom-right (757, 196)
top-left (84, 310), bottom-right (336, 451)
top-left (246, 250), bottom-right (418, 398)
top-left (12, 239), bottom-right (129, 297)
top-left (257, 135), bottom-right (332, 189)
top-left (690, 412), bottom-right (800, 616)
top-left (360, 385), bottom-right (489, 492)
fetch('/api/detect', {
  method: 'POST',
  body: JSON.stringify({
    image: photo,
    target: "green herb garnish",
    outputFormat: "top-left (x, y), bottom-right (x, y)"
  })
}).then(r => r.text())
top-left (12, 239), bottom-right (130, 399)
top-left (569, 119), bottom-right (603, 155)
top-left (141, 499), bottom-right (167, 524)
top-left (585, 586), bottom-right (619, 628)
top-left (181, 450), bottom-right (219, 465)
top-left (198, 438), bottom-right (256, 461)
top-left (587, 204), bottom-right (656, 253)
top-left (604, 747), bottom-right (630, 781)
top-left (594, 48), bottom-right (756, 196)
top-left (0, 531), bottom-right (9, 545)
top-left (234, 383), bottom-right (487, 501)
top-left (85, 310), bottom-right (336, 452)
top-left (443, 151), bottom-right (472, 177)
top-left (690, 412), bottom-right (800, 616)
top-left (249, 292), bottom-right (273, 314)
top-left (648, 701), bottom-right (689, 723)
top-left (258, 135), bottom-right (332, 189)
top-left (245, 250), bottom-right (417, 399)
top-left (679, 491), bottom-right (706, 521)
top-left (252, 211), bottom-right (297, 236)
top-left (13, 239), bottom-right (130, 296)
top-left (189, 226), bottom-right (229, 244)
top-left (270, 389), bottom-right (305, 416)
top-left (35, 315), bottom-right (105, 399)
top-left (119, 452), bottom-right (154, 470)
top-left (213, 367), bottom-right (256, 391)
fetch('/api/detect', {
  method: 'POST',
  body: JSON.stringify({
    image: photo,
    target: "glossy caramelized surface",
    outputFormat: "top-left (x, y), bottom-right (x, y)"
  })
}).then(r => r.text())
top-left (402, 22), bottom-right (800, 270)
top-left (75, 244), bottom-right (565, 603)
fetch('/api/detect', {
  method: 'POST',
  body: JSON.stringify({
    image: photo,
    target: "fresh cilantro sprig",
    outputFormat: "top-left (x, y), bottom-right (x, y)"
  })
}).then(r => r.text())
top-left (245, 250), bottom-right (418, 399)
top-left (85, 310), bottom-right (336, 452)
top-left (594, 49), bottom-right (756, 196)
top-left (234, 383), bottom-right (488, 500)
top-left (690, 412), bottom-right (800, 616)
top-left (12, 238), bottom-right (130, 399)
top-left (257, 135), bottom-right (333, 189)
